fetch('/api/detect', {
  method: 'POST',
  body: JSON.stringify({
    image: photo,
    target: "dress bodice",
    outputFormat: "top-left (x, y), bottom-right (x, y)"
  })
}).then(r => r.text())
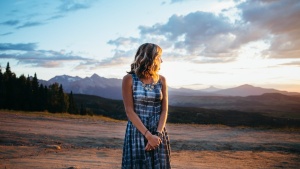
top-left (131, 73), bottom-right (162, 118)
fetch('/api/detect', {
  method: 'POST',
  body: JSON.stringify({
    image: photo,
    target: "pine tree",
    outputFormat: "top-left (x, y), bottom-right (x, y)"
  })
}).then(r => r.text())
top-left (58, 84), bottom-right (68, 112)
top-left (25, 75), bottom-right (32, 110)
top-left (38, 84), bottom-right (46, 111)
top-left (48, 83), bottom-right (59, 113)
top-left (17, 75), bottom-right (27, 110)
top-left (3, 62), bottom-right (16, 109)
top-left (80, 104), bottom-right (86, 115)
top-left (68, 91), bottom-right (77, 114)
top-left (31, 73), bottom-right (39, 111)
top-left (0, 67), bottom-right (3, 109)
top-left (43, 85), bottom-right (48, 111)
top-left (5, 62), bottom-right (12, 78)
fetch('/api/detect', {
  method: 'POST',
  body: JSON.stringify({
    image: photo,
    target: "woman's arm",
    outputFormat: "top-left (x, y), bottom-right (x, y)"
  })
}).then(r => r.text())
top-left (122, 74), bottom-right (161, 150)
top-left (122, 74), bottom-right (148, 135)
top-left (156, 75), bottom-right (168, 133)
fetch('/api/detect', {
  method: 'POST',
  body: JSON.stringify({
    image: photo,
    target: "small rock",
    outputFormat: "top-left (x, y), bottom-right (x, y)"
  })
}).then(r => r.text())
top-left (67, 166), bottom-right (80, 169)
top-left (45, 145), bottom-right (61, 150)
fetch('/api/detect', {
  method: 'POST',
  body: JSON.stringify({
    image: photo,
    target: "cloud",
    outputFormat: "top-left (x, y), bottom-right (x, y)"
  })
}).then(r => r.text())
top-left (96, 49), bottom-right (135, 67)
top-left (170, 0), bottom-right (185, 4)
top-left (77, 48), bottom-right (136, 70)
top-left (169, 0), bottom-right (197, 4)
top-left (106, 11), bottom-right (241, 65)
top-left (106, 0), bottom-right (300, 65)
top-left (0, 44), bottom-right (93, 68)
top-left (139, 11), bottom-right (241, 62)
top-left (0, 43), bottom-right (37, 51)
top-left (104, 36), bottom-right (185, 66)
top-left (90, 37), bottom-right (142, 67)
top-left (58, 0), bottom-right (95, 13)
top-left (75, 37), bottom-right (140, 69)
top-left (16, 21), bottom-right (45, 29)
top-left (47, 14), bottom-right (65, 20)
top-left (2, 1), bottom-right (96, 30)
top-left (106, 8), bottom-right (259, 64)
top-left (107, 37), bottom-right (141, 48)
top-left (1, 20), bottom-right (20, 26)
top-left (237, 0), bottom-right (300, 58)
top-left (0, 32), bottom-right (13, 36)
top-left (44, 1), bottom-right (97, 26)
top-left (280, 61), bottom-right (300, 67)
top-left (19, 51), bottom-right (91, 67)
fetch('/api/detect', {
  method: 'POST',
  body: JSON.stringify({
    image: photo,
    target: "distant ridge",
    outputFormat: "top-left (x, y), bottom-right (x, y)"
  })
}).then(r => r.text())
top-left (40, 74), bottom-right (300, 100)
top-left (200, 86), bottom-right (221, 92)
top-left (40, 74), bottom-right (122, 100)
top-left (212, 84), bottom-right (299, 96)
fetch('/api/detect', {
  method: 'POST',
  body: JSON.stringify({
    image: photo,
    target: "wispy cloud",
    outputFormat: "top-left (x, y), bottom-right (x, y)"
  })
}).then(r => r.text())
top-left (89, 37), bottom-right (142, 67)
top-left (47, 14), bottom-right (65, 21)
top-left (46, 0), bottom-right (96, 23)
top-left (1, 20), bottom-right (20, 26)
top-left (169, 0), bottom-right (196, 4)
top-left (76, 48), bottom-right (135, 70)
top-left (170, 0), bottom-right (185, 4)
top-left (0, 32), bottom-right (13, 36)
top-left (2, 0), bottom-right (96, 31)
top-left (58, 0), bottom-right (95, 13)
top-left (16, 21), bottom-right (45, 29)
top-left (0, 43), bottom-right (93, 68)
top-left (0, 51), bottom-right (93, 68)
top-left (280, 61), bottom-right (300, 67)
top-left (94, 49), bottom-right (135, 67)
top-left (107, 37), bottom-right (141, 48)
top-left (0, 43), bottom-right (37, 51)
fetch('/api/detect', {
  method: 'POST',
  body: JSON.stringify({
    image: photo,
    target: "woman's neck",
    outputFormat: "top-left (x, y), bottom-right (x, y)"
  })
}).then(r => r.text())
top-left (141, 77), bottom-right (154, 85)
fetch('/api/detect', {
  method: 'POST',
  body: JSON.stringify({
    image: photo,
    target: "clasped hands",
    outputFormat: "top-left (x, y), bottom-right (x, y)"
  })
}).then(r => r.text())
top-left (144, 132), bottom-right (162, 151)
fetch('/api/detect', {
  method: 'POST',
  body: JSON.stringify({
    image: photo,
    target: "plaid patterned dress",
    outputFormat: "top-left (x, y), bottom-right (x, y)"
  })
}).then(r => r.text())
top-left (122, 73), bottom-right (171, 169)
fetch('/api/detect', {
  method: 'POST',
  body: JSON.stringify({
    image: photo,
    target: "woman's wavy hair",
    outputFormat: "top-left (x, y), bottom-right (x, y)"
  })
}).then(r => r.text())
top-left (128, 43), bottom-right (162, 82)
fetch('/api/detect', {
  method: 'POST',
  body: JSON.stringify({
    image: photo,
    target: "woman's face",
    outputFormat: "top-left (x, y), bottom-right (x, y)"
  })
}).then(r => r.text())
top-left (158, 56), bottom-right (163, 63)
top-left (154, 55), bottom-right (163, 71)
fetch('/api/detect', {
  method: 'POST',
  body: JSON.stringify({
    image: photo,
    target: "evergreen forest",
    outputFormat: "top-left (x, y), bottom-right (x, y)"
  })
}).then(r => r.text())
top-left (0, 62), bottom-right (78, 114)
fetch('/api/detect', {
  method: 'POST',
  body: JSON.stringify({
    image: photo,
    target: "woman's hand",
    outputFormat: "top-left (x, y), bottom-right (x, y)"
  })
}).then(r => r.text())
top-left (145, 142), bottom-right (154, 151)
top-left (144, 133), bottom-right (161, 151)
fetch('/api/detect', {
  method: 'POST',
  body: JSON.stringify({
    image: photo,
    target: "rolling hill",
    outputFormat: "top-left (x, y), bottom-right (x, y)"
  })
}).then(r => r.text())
top-left (169, 93), bottom-right (300, 119)
top-left (73, 94), bottom-right (300, 128)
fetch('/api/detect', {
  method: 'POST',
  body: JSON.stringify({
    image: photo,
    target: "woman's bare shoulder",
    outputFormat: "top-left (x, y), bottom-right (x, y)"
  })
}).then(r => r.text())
top-left (123, 74), bottom-right (133, 84)
top-left (159, 75), bottom-right (167, 85)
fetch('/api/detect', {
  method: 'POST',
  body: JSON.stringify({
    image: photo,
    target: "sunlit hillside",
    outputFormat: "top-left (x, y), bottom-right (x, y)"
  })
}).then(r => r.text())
top-left (73, 94), bottom-right (300, 128)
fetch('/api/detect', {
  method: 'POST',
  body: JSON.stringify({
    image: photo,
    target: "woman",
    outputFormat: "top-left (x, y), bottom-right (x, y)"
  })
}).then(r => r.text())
top-left (121, 43), bottom-right (171, 169)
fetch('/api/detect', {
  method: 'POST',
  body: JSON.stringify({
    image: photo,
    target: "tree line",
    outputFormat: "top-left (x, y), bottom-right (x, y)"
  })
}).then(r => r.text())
top-left (0, 62), bottom-right (79, 114)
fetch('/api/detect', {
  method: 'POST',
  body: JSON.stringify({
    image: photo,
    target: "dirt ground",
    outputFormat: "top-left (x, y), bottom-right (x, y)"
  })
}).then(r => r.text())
top-left (1, 111), bottom-right (300, 169)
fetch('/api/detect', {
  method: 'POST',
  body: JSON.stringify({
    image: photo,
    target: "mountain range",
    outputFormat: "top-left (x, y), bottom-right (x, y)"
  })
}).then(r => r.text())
top-left (40, 74), bottom-right (122, 100)
top-left (39, 74), bottom-right (300, 100)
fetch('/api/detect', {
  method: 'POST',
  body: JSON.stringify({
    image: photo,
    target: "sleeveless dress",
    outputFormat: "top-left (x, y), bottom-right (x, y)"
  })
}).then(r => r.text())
top-left (122, 73), bottom-right (171, 169)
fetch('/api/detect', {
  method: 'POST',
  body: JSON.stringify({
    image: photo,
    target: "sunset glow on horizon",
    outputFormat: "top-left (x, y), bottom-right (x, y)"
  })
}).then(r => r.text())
top-left (0, 0), bottom-right (299, 92)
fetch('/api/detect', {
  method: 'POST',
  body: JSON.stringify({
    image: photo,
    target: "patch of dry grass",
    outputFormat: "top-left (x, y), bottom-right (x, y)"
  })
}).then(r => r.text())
top-left (0, 109), bottom-right (123, 122)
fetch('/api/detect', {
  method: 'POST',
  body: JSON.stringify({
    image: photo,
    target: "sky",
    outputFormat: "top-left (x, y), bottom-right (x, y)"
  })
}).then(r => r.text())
top-left (0, 0), bottom-right (300, 92)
